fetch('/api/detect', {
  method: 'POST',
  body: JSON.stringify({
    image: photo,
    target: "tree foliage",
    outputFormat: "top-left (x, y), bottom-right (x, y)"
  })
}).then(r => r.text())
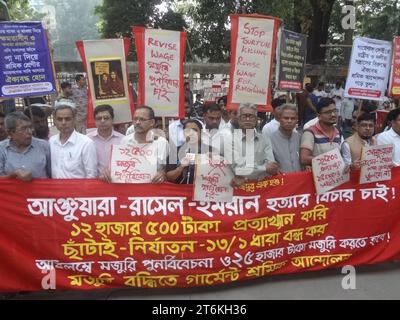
top-left (43, 0), bottom-right (100, 61)
top-left (3, 0), bottom-right (42, 21)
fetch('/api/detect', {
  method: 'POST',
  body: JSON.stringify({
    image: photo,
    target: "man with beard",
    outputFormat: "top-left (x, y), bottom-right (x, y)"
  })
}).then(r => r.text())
top-left (300, 97), bottom-right (343, 167)
top-left (24, 105), bottom-right (50, 140)
top-left (341, 112), bottom-right (376, 168)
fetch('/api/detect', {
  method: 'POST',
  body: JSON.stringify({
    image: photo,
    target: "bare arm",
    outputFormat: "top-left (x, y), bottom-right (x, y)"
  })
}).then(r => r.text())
top-left (300, 148), bottom-right (313, 167)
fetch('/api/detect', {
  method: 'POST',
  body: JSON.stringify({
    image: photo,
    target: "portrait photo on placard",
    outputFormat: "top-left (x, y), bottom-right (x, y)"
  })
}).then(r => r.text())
top-left (90, 59), bottom-right (126, 100)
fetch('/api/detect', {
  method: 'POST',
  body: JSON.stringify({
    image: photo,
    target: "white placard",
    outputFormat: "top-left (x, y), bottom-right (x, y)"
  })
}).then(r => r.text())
top-left (110, 144), bottom-right (157, 184)
top-left (231, 17), bottom-right (275, 105)
top-left (193, 154), bottom-right (234, 202)
top-left (144, 29), bottom-right (181, 117)
top-left (344, 37), bottom-right (392, 101)
top-left (359, 144), bottom-right (393, 184)
top-left (312, 148), bottom-right (350, 194)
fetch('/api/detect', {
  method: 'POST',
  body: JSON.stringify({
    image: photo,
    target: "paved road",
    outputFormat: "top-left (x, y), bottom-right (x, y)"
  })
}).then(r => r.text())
top-left (4, 261), bottom-right (400, 300)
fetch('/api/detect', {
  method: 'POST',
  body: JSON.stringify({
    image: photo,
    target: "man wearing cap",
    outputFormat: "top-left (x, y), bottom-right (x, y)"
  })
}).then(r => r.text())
top-left (300, 97), bottom-right (343, 167)
top-left (49, 102), bottom-right (98, 178)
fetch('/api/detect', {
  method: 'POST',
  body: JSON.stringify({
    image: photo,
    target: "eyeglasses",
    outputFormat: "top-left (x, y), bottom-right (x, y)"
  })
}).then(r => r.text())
top-left (320, 109), bottom-right (338, 115)
top-left (95, 116), bottom-right (112, 121)
top-left (239, 114), bottom-right (257, 120)
top-left (133, 117), bottom-right (153, 123)
top-left (15, 126), bottom-right (33, 133)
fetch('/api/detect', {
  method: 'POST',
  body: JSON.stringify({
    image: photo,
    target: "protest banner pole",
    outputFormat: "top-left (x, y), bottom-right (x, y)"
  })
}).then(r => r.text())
top-left (162, 116), bottom-right (166, 132)
top-left (45, 28), bottom-right (59, 93)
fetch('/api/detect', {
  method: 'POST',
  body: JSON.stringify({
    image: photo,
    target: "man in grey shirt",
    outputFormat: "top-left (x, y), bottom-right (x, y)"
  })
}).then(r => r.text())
top-left (269, 104), bottom-right (302, 173)
top-left (231, 103), bottom-right (278, 187)
top-left (0, 112), bottom-right (51, 180)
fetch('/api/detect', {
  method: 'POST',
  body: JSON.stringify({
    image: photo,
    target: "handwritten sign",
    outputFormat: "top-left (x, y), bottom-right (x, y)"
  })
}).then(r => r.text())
top-left (0, 22), bottom-right (56, 98)
top-left (228, 14), bottom-right (279, 111)
top-left (389, 36), bottom-right (400, 97)
top-left (277, 29), bottom-right (307, 91)
top-left (193, 154), bottom-right (234, 202)
top-left (110, 144), bottom-right (157, 184)
top-left (312, 148), bottom-right (349, 194)
top-left (134, 27), bottom-right (186, 118)
top-left (360, 144), bottom-right (393, 184)
top-left (344, 37), bottom-right (392, 101)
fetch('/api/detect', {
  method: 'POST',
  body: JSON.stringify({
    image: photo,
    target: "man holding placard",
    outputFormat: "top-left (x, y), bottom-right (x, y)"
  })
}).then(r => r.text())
top-left (300, 97), bottom-right (343, 168)
top-left (341, 112), bottom-right (377, 168)
top-left (115, 105), bottom-right (168, 184)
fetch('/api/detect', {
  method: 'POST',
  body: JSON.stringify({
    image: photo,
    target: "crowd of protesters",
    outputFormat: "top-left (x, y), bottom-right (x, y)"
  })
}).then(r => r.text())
top-left (0, 77), bottom-right (399, 187)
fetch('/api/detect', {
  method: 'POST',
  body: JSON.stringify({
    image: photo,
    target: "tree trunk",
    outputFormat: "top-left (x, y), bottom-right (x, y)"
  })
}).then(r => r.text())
top-left (308, 0), bottom-right (336, 64)
top-left (293, 0), bottom-right (304, 33)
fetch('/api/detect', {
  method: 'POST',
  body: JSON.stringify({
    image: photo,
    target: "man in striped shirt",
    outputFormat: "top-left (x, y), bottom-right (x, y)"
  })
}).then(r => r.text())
top-left (300, 97), bottom-right (343, 168)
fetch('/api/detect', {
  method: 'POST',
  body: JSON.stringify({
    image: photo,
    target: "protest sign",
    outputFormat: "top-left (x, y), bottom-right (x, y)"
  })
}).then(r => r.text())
top-left (312, 148), bottom-right (350, 194)
top-left (344, 37), bottom-right (392, 101)
top-left (0, 21), bottom-right (56, 98)
top-left (1, 169), bottom-right (400, 291)
top-left (110, 144), bottom-right (157, 183)
top-left (277, 29), bottom-right (307, 91)
top-left (360, 144), bottom-right (393, 184)
top-left (134, 27), bottom-right (186, 118)
top-left (76, 39), bottom-right (134, 128)
top-left (228, 14), bottom-right (280, 112)
top-left (389, 36), bottom-right (400, 97)
top-left (193, 154), bottom-right (234, 202)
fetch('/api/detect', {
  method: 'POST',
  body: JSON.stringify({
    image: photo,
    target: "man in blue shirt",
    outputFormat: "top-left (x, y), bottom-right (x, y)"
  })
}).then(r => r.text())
top-left (0, 112), bottom-right (51, 180)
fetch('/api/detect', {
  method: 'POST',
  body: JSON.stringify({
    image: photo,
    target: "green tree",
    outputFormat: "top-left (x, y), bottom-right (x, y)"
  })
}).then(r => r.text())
top-left (3, 0), bottom-right (42, 21)
top-left (95, 0), bottom-right (164, 60)
top-left (185, 0), bottom-right (236, 63)
top-left (154, 9), bottom-right (187, 32)
top-left (43, 0), bottom-right (100, 61)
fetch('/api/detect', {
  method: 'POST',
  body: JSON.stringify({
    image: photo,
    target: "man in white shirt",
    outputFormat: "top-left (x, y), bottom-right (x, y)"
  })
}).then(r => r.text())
top-left (168, 99), bottom-right (203, 148)
top-left (377, 108), bottom-right (400, 166)
top-left (330, 81), bottom-right (344, 118)
top-left (262, 98), bottom-right (286, 138)
top-left (341, 112), bottom-right (376, 167)
top-left (313, 82), bottom-right (327, 101)
top-left (202, 103), bottom-right (225, 153)
top-left (49, 102), bottom-right (98, 178)
top-left (87, 104), bottom-right (124, 173)
top-left (120, 105), bottom-right (168, 183)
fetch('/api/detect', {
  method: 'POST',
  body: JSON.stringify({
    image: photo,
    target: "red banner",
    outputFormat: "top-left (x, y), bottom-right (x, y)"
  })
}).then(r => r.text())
top-left (228, 14), bottom-right (280, 112)
top-left (134, 27), bottom-right (186, 118)
top-left (389, 36), bottom-right (400, 97)
top-left (1, 169), bottom-right (400, 292)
